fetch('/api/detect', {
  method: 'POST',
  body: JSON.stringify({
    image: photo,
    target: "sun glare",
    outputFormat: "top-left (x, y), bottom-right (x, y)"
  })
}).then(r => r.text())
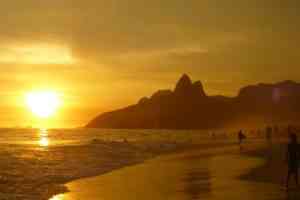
top-left (26, 91), bottom-right (61, 118)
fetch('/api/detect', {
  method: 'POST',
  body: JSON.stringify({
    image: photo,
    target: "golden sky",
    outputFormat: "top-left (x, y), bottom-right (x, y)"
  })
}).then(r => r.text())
top-left (0, 0), bottom-right (300, 127)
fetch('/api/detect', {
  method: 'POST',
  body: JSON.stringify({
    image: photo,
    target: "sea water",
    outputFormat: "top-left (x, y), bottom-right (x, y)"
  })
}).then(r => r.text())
top-left (0, 128), bottom-right (217, 200)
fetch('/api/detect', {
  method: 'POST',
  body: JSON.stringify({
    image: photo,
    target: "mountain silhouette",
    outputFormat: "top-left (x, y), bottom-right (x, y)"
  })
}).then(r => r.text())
top-left (86, 75), bottom-right (300, 129)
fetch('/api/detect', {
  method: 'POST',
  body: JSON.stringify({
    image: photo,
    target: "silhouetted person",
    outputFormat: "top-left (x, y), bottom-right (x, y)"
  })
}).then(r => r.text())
top-left (238, 130), bottom-right (246, 151)
top-left (211, 132), bottom-right (216, 140)
top-left (287, 125), bottom-right (294, 137)
top-left (266, 126), bottom-right (273, 145)
top-left (286, 132), bottom-right (299, 189)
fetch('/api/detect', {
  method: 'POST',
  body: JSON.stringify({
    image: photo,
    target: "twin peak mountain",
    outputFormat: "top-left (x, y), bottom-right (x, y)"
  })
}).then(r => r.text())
top-left (87, 74), bottom-right (300, 129)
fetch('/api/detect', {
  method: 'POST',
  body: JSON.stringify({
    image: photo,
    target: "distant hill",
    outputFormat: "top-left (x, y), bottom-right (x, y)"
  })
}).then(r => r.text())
top-left (86, 74), bottom-right (300, 129)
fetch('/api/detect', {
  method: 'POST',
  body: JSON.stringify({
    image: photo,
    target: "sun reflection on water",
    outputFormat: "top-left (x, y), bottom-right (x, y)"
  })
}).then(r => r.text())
top-left (39, 128), bottom-right (49, 147)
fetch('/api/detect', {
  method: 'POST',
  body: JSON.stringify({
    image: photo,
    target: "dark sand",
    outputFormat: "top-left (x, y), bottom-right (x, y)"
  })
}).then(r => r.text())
top-left (241, 142), bottom-right (288, 185)
top-left (241, 141), bottom-right (300, 200)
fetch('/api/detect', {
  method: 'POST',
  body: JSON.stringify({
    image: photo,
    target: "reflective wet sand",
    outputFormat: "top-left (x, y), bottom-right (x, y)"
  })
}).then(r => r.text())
top-left (51, 149), bottom-right (290, 200)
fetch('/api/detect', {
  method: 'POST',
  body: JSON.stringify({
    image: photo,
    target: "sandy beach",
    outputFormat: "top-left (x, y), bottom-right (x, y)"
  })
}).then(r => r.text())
top-left (0, 133), bottom-right (239, 200)
top-left (48, 140), bottom-right (294, 200)
top-left (1, 129), bottom-right (297, 200)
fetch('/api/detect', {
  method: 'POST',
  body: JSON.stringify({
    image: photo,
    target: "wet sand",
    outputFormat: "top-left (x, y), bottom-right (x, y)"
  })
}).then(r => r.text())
top-left (241, 143), bottom-right (288, 184)
top-left (49, 142), bottom-right (292, 200)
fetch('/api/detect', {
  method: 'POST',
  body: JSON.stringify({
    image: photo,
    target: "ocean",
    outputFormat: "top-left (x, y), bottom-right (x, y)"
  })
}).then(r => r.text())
top-left (0, 128), bottom-right (222, 200)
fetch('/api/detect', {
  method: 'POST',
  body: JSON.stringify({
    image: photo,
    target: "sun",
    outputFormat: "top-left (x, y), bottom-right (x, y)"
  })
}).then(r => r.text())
top-left (26, 91), bottom-right (61, 118)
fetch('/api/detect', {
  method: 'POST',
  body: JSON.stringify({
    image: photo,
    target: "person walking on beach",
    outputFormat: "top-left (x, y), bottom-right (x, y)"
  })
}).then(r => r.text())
top-left (265, 126), bottom-right (273, 159)
top-left (211, 132), bottom-right (216, 140)
top-left (286, 131), bottom-right (300, 189)
top-left (238, 130), bottom-right (246, 151)
top-left (266, 126), bottom-right (273, 145)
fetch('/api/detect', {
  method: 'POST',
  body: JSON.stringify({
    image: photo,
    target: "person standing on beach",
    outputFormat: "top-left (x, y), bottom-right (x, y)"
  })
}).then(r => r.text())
top-left (238, 130), bottom-right (245, 151)
top-left (286, 131), bottom-right (300, 189)
top-left (211, 132), bottom-right (216, 140)
top-left (266, 126), bottom-right (273, 145)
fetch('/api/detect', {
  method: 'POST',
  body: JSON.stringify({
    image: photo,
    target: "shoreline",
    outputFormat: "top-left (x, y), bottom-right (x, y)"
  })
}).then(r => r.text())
top-left (0, 138), bottom-right (272, 200)
top-left (45, 140), bottom-right (238, 200)
top-left (48, 140), bottom-right (267, 200)
top-left (0, 139), bottom-right (239, 200)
